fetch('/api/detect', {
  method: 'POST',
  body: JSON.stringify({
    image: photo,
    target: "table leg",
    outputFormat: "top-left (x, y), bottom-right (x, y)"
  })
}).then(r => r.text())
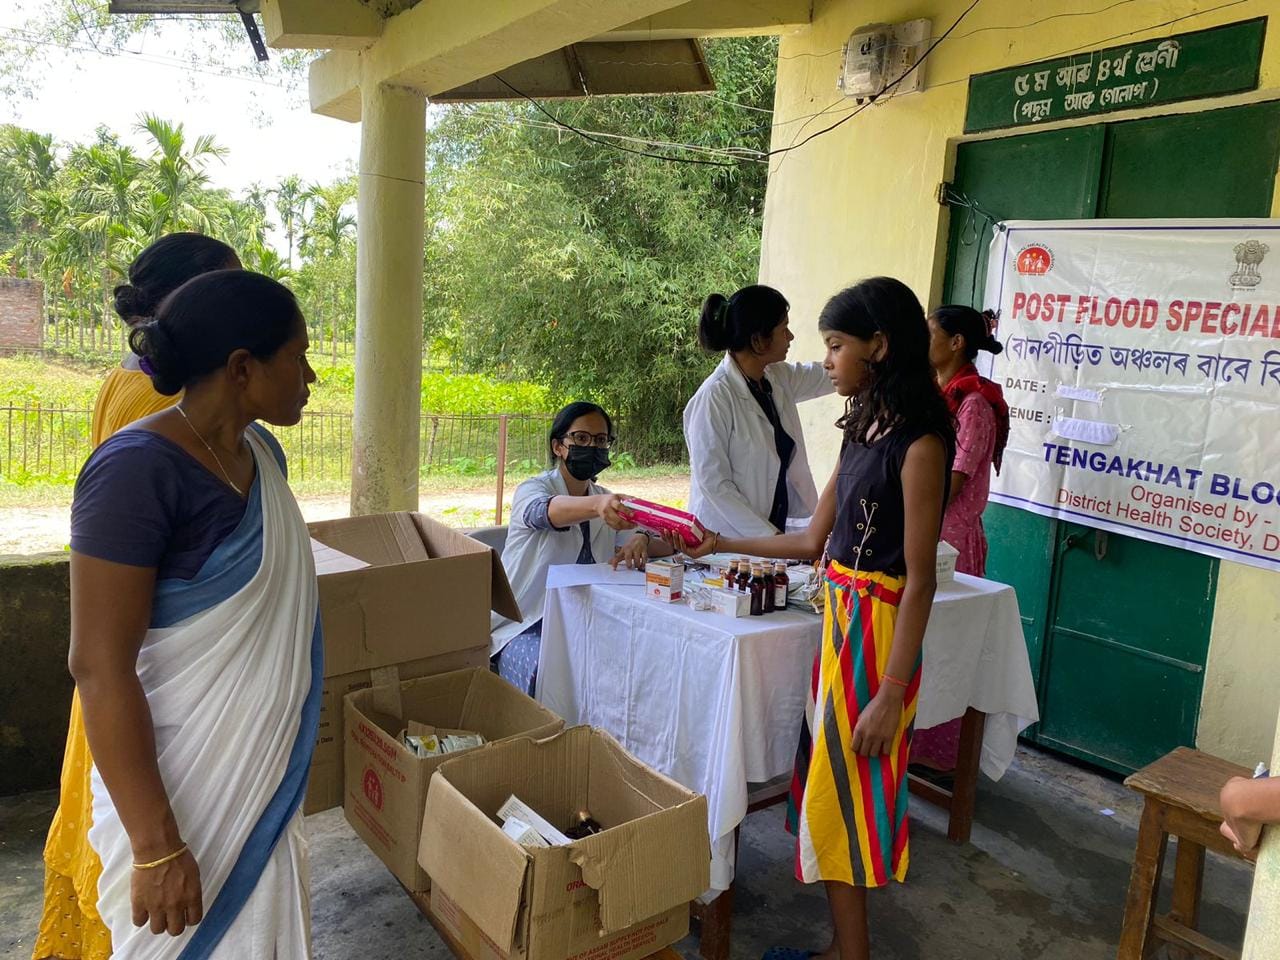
top-left (1117, 800), bottom-right (1168, 960)
top-left (694, 827), bottom-right (742, 960)
top-left (695, 887), bottom-right (735, 960)
top-left (947, 708), bottom-right (986, 844)
top-left (1165, 838), bottom-right (1206, 960)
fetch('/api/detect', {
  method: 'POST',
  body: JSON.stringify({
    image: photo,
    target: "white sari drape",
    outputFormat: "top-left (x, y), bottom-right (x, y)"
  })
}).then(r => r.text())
top-left (88, 428), bottom-right (321, 959)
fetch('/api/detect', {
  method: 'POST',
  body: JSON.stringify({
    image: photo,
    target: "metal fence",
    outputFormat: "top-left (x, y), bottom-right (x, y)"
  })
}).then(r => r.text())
top-left (0, 404), bottom-right (556, 484)
top-left (36, 317), bottom-right (358, 364)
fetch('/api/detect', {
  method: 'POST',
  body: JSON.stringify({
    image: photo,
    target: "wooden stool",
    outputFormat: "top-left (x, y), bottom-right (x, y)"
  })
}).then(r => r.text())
top-left (1118, 746), bottom-right (1254, 960)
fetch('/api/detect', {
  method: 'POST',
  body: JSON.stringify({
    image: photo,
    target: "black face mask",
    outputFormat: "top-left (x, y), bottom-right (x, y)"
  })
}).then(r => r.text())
top-left (563, 444), bottom-right (611, 481)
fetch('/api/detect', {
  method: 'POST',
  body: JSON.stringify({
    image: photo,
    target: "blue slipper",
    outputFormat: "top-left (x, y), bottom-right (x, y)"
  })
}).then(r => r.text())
top-left (762, 949), bottom-right (818, 960)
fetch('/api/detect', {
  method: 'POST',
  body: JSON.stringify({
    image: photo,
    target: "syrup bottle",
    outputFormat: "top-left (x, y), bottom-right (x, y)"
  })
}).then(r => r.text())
top-left (737, 558), bottom-right (750, 593)
top-left (773, 563), bottom-right (789, 611)
top-left (762, 563), bottom-right (776, 613)
top-left (726, 559), bottom-right (739, 591)
top-left (749, 563), bottom-right (766, 616)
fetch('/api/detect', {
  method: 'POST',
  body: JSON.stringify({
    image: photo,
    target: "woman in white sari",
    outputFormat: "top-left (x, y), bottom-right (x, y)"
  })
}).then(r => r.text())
top-left (62, 269), bottom-right (318, 957)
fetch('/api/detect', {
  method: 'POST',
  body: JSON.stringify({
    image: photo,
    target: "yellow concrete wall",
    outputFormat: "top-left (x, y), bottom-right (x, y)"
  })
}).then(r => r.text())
top-left (759, 0), bottom-right (1280, 764)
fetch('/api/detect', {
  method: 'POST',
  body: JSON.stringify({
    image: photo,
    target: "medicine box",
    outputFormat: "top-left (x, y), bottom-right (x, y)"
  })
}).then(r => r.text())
top-left (645, 559), bottom-right (684, 602)
top-left (707, 587), bottom-right (751, 618)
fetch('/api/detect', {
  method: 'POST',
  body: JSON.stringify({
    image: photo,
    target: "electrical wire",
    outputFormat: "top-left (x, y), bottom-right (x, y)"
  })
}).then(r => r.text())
top-left (0, 25), bottom-right (291, 89)
top-left (767, 0), bottom-right (984, 160)
top-left (491, 74), bottom-right (747, 167)
top-left (460, 107), bottom-right (768, 162)
top-left (486, 0), bottom-right (978, 168)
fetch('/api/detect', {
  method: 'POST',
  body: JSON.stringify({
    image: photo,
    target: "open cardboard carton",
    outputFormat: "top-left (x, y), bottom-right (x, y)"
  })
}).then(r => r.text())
top-left (306, 512), bottom-right (520, 813)
top-left (420, 726), bottom-right (710, 960)
top-left (344, 668), bottom-right (563, 892)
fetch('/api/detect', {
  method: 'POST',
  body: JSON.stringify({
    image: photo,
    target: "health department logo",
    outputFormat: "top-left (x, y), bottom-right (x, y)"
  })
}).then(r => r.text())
top-left (1016, 244), bottom-right (1053, 276)
top-left (362, 767), bottom-right (384, 810)
top-left (1230, 239), bottom-right (1269, 289)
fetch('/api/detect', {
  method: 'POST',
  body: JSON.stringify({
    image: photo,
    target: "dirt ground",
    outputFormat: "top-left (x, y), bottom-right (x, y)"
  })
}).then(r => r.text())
top-left (0, 474), bottom-right (691, 555)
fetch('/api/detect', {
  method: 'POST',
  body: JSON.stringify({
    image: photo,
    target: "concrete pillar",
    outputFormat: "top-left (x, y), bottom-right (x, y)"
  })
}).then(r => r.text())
top-left (351, 81), bottom-right (426, 516)
top-left (1243, 706), bottom-right (1280, 956)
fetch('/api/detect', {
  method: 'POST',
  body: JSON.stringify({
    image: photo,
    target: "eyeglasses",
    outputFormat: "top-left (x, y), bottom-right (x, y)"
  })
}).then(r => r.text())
top-left (563, 431), bottom-right (613, 448)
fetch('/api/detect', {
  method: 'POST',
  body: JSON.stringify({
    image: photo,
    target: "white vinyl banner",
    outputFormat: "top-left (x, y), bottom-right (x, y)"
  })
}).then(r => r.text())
top-left (984, 219), bottom-right (1280, 572)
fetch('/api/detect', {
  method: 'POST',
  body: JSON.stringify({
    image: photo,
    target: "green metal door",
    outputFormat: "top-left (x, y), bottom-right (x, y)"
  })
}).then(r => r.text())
top-left (941, 125), bottom-right (1106, 692)
top-left (943, 101), bottom-right (1280, 773)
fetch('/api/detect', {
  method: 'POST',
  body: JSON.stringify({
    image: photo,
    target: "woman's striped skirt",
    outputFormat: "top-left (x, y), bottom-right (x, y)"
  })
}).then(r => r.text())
top-left (785, 559), bottom-right (919, 887)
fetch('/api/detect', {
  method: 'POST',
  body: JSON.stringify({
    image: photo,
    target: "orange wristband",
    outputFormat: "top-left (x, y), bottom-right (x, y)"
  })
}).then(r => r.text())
top-left (882, 673), bottom-right (910, 690)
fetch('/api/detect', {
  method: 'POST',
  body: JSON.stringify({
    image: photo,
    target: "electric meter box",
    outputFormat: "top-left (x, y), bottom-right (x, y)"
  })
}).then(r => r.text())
top-left (838, 19), bottom-right (930, 100)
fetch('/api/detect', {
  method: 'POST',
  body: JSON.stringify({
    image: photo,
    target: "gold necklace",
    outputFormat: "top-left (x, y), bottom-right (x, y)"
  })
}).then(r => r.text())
top-left (176, 404), bottom-right (245, 497)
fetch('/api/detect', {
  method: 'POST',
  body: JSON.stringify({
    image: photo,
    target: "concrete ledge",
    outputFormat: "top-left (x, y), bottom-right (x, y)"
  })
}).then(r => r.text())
top-left (0, 552), bottom-right (70, 796)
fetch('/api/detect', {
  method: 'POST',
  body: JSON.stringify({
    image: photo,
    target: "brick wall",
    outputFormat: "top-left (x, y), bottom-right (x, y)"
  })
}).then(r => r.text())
top-left (0, 278), bottom-right (43, 351)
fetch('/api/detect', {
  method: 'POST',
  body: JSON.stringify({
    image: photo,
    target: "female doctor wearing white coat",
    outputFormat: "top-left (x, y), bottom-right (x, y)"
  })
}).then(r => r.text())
top-left (684, 285), bottom-right (834, 538)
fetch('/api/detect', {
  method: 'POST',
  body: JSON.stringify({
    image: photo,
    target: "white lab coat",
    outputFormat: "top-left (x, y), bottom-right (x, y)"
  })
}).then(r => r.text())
top-left (490, 468), bottom-right (631, 656)
top-left (684, 354), bottom-right (833, 539)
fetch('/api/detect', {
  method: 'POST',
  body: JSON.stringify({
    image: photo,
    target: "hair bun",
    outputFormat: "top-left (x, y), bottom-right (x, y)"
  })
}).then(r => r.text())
top-left (127, 319), bottom-right (186, 396)
top-left (113, 283), bottom-right (154, 321)
top-left (697, 292), bottom-right (732, 352)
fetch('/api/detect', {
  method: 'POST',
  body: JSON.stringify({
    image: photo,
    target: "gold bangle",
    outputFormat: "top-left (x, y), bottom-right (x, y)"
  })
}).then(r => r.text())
top-left (133, 843), bottom-right (189, 870)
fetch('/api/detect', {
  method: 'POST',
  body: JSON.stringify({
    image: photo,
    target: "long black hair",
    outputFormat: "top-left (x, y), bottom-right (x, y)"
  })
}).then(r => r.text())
top-left (129, 270), bottom-right (303, 396)
top-left (698, 284), bottom-right (789, 354)
top-left (818, 277), bottom-right (954, 447)
top-left (547, 401), bottom-right (614, 465)
top-left (113, 232), bottom-right (238, 324)
top-left (933, 304), bottom-right (1003, 361)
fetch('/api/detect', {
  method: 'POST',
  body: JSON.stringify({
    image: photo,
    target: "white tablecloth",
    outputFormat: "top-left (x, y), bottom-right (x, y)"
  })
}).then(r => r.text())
top-left (537, 569), bottom-right (1038, 891)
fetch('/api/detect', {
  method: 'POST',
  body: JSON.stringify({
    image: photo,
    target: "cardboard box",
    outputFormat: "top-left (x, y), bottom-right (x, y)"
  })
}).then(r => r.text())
top-left (644, 559), bottom-right (683, 603)
top-left (420, 727), bottom-right (710, 960)
top-left (344, 668), bottom-right (562, 892)
top-left (306, 512), bottom-right (521, 813)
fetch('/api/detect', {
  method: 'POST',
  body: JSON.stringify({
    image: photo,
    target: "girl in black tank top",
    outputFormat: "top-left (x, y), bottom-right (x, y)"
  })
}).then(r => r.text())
top-left (680, 278), bottom-right (954, 960)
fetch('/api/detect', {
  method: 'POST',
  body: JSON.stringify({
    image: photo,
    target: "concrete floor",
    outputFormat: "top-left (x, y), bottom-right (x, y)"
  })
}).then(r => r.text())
top-left (0, 744), bottom-right (1252, 960)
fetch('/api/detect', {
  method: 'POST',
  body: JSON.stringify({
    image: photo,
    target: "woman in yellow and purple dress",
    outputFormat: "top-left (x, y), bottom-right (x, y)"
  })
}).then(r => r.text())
top-left (34, 233), bottom-right (240, 960)
top-left (682, 277), bottom-right (953, 960)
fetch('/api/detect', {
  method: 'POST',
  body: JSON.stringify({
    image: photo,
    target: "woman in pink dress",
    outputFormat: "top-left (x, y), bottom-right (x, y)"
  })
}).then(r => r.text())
top-left (911, 305), bottom-right (1009, 771)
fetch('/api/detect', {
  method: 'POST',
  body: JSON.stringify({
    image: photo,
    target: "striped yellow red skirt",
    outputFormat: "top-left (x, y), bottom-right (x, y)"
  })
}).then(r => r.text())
top-left (785, 560), bottom-right (919, 887)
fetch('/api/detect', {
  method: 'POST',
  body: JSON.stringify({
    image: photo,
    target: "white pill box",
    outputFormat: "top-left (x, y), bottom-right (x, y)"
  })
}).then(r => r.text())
top-left (706, 587), bottom-right (751, 618)
top-left (936, 540), bottom-right (959, 583)
top-left (646, 559), bottom-right (684, 602)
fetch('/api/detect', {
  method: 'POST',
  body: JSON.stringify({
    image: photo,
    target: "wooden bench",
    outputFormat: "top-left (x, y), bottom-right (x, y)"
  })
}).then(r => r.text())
top-left (1118, 746), bottom-right (1254, 960)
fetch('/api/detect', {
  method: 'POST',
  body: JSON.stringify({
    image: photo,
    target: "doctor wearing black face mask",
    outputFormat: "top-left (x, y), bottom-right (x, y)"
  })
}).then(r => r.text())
top-left (490, 401), bottom-right (673, 695)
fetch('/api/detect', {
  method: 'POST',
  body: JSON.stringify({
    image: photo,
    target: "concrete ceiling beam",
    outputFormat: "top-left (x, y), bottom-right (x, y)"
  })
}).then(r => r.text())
top-left (261, 0), bottom-right (383, 51)
top-left (309, 49), bottom-right (364, 122)
top-left (308, 0), bottom-right (692, 120)
top-left (597, 0), bottom-right (813, 41)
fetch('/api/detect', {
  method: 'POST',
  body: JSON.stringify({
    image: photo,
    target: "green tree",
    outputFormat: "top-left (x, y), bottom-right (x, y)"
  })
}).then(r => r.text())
top-left (423, 36), bottom-right (777, 458)
top-left (269, 174), bottom-right (311, 269)
top-left (135, 114), bottom-right (229, 238)
top-left (0, 126), bottom-right (58, 271)
top-left (292, 177), bottom-right (356, 362)
top-left (0, 116), bottom-right (271, 355)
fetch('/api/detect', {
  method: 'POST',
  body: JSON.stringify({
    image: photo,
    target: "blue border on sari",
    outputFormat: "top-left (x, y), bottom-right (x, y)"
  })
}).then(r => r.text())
top-left (176, 613), bottom-right (322, 959)
top-left (138, 426), bottom-right (320, 958)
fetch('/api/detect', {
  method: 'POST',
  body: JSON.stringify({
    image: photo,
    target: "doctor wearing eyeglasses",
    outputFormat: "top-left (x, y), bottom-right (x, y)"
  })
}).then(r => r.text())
top-left (491, 401), bottom-right (672, 695)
